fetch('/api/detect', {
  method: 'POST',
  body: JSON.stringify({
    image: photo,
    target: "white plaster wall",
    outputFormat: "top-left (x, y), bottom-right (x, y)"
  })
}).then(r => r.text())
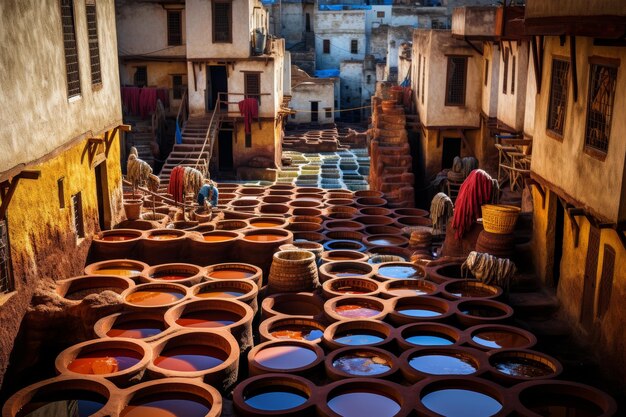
top-left (281, 2), bottom-right (305, 46)
top-left (284, 52), bottom-right (292, 96)
top-left (290, 82), bottom-right (335, 124)
top-left (365, 6), bottom-right (392, 34)
top-left (391, 8), bottom-right (420, 27)
top-left (496, 42), bottom-right (529, 130)
top-left (387, 26), bottom-right (414, 72)
top-left (481, 42), bottom-right (500, 118)
top-left (0, 0), bottom-right (122, 174)
top-left (116, 1), bottom-right (186, 58)
top-left (370, 25), bottom-right (389, 60)
top-left (531, 36), bottom-right (626, 222)
top-left (340, 61), bottom-right (363, 109)
top-left (187, 0), bottom-right (267, 59)
top-left (315, 11), bottom-right (366, 70)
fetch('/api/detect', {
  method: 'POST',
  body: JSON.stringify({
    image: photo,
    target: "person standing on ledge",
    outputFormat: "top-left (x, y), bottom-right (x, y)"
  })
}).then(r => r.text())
top-left (197, 179), bottom-right (219, 210)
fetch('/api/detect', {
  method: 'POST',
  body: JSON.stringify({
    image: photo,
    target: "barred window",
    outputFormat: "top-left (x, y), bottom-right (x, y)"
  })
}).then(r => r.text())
top-left (351, 40), bottom-right (358, 54)
top-left (213, 1), bottom-right (232, 43)
top-left (167, 10), bottom-right (182, 46)
top-left (72, 192), bottom-right (85, 239)
top-left (172, 75), bottom-right (184, 99)
top-left (323, 39), bottom-right (330, 54)
top-left (417, 53), bottom-right (421, 96)
top-left (86, 2), bottom-right (101, 86)
top-left (445, 56), bottom-right (467, 106)
top-left (0, 220), bottom-right (14, 294)
top-left (61, 0), bottom-right (81, 97)
top-left (547, 59), bottom-right (570, 136)
top-left (421, 56), bottom-right (425, 104)
top-left (511, 56), bottom-right (516, 94)
top-left (484, 59), bottom-right (489, 86)
top-left (584, 62), bottom-right (618, 154)
top-left (502, 48), bottom-right (509, 94)
top-left (244, 72), bottom-right (261, 105)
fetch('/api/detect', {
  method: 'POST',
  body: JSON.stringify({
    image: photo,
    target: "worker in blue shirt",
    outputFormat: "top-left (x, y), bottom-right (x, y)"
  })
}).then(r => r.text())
top-left (197, 180), bottom-right (219, 209)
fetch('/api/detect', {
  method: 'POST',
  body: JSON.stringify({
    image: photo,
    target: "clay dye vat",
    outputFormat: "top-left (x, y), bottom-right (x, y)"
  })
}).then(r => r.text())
top-left (150, 271), bottom-right (195, 281)
top-left (493, 356), bottom-right (554, 378)
top-left (154, 345), bottom-right (227, 372)
top-left (67, 349), bottom-right (143, 375)
top-left (100, 233), bottom-right (139, 241)
top-left (405, 333), bottom-right (455, 346)
top-left (444, 281), bottom-right (501, 299)
top-left (87, 260), bottom-right (146, 277)
top-left (334, 304), bottom-right (381, 319)
top-left (255, 345), bottom-right (318, 370)
top-left (250, 220), bottom-right (285, 228)
top-left (121, 393), bottom-right (211, 417)
top-left (243, 234), bottom-right (284, 242)
top-left (332, 351), bottom-right (392, 376)
top-left (207, 269), bottom-right (255, 280)
top-left (16, 391), bottom-right (107, 417)
top-left (203, 232), bottom-right (238, 242)
top-left (421, 389), bottom-right (502, 417)
top-left (175, 311), bottom-right (241, 328)
top-left (469, 326), bottom-right (535, 350)
top-left (148, 233), bottom-right (181, 240)
top-left (327, 392), bottom-right (400, 417)
top-left (334, 331), bottom-right (385, 346)
top-left (244, 387), bottom-right (308, 411)
top-left (126, 289), bottom-right (185, 307)
top-left (271, 325), bottom-right (324, 342)
top-left (107, 319), bottom-right (166, 339)
top-left (377, 264), bottom-right (423, 279)
top-left (196, 288), bottom-right (246, 299)
top-left (397, 307), bottom-right (443, 318)
top-left (409, 354), bottom-right (477, 375)
top-left (382, 280), bottom-right (437, 297)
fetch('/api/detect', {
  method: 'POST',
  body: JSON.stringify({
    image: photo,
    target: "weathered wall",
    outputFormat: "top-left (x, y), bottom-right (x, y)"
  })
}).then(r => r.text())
top-left (186, 0), bottom-right (267, 59)
top-left (421, 128), bottom-right (481, 180)
top-left (0, 0), bottom-right (122, 175)
top-left (496, 41), bottom-right (529, 131)
top-left (525, 0), bottom-right (626, 18)
top-left (119, 61), bottom-right (188, 112)
top-left (0, 133), bottom-right (124, 387)
top-left (116, 1), bottom-right (186, 58)
top-left (451, 6), bottom-right (496, 38)
top-left (523, 50), bottom-right (537, 138)
top-left (365, 6), bottom-right (392, 35)
top-left (387, 26), bottom-right (414, 71)
top-left (281, 2), bottom-right (306, 46)
top-left (530, 187), bottom-right (557, 287)
top-left (315, 10), bottom-right (366, 69)
top-left (481, 42), bottom-right (500, 118)
top-left (531, 36), bottom-right (626, 223)
top-left (291, 82), bottom-right (335, 124)
top-left (370, 25), bottom-right (389, 61)
top-left (340, 61), bottom-right (363, 111)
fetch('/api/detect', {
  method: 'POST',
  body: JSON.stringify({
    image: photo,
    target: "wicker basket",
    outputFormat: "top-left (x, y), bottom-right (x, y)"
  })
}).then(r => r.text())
top-left (481, 204), bottom-right (521, 234)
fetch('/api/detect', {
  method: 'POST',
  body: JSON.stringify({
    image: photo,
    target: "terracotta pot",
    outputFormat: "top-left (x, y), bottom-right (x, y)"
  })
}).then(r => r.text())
top-left (216, 219), bottom-right (249, 231)
top-left (375, 262), bottom-right (426, 281)
top-left (325, 192), bottom-right (354, 200)
top-left (355, 190), bottom-right (384, 198)
top-left (325, 198), bottom-right (354, 207)
top-left (380, 279), bottom-right (439, 299)
top-left (187, 231), bottom-right (242, 266)
top-left (270, 184), bottom-right (295, 191)
top-left (324, 295), bottom-right (389, 322)
top-left (249, 216), bottom-right (289, 229)
top-left (425, 262), bottom-right (476, 284)
top-left (355, 197), bottom-right (387, 208)
top-left (325, 205), bottom-right (358, 218)
top-left (56, 275), bottom-right (134, 302)
top-left (139, 229), bottom-right (188, 265)
top-left (287, 221), bottom-right (323, 233)
top-left (192, 208), bottom-right (213, 223)
top-left (394, 216), bottom-right (431, 228)
top-left (187, 224), bottom-right (216, 234)
top-left (393, 208), bottom-right (429, 218)
top-left (84, 259), bottom-right (149, 281)
top-left (94, 311), bottom-right (172, 342)
top-left (289, 215), bottom-right (323, 225)
top-left (260, 316), bottom-right (326, 343)
top-left (293, 231), bottom-right (326, 243)
top-left (318, 379), bottom-right (413, 417)
top-left (355, 216), bottom-right (395, 228)
top-left (147, 329), bottom-right (240, 391)
top-left (2, 376), bottom-right (116, 417)
top-left (388, 296), bottom-right (455, 325)
top-left (192, 279), bottom-right (259, 314)
top-left (324, 231), bottom-right (366, 244)
top-left (465, 324), bottom-right (537, 351)
top-left (320, 250), bottom-right (369, 264)
top-left (319, 261), bottom-right (374, 283)
top-left (325, 346), bottom-right (399, 381)
top-left (165, 298), bottom-right (254, 351)
top-left (261, 292), bottom-right (324, 320)
top-left (124, 199), bottom-right (143, 220)
top-left (120, 378), bottom-right (222, 416)
top-left (323, 319), bottom-right (394, 351)
top-left (367, 246), bottom-right (412, 261)
top-left (297, 187), bottom-right (324, 194)
top-left (441, 280), bottom-right (503, 300)
top-left (248, 340), bottom-right (325, 377)
top-left (229, 199), bottom-right (261, 212)
top-left (511, 380), bottom-right (617, 417)
top-left (363, 234), bottom-right (409, 248)
top-left (455, 299), bottom-right (514, 327)
top-left (396, 322), bottom-right (464, 350)
top-left (205, 262), bottom-right (263, 288)
top-left (55, 338), bottom-right (150, 386)
top-left (258, 203), bottom-right (291, 216)
top-left (238, 228), bottom-right (294, 279)
top-left (232, 374), bottom-right (315, 417)
top-left (121, 282), bottom-right (189, 311)
top-left (399, 346), bottom-right (487, 383)
top-left (262, 195), bottom-right (292, 204)
top-left (238, 186), bottom-right (266, 197)
top-left (90, 229), bottom-right (143, 261)
top-left (172, 220), bottom-right (199, 230)
top-left (143, 263), bottom-right (204, 286)
top-left (486, 348), bottom-right (562, 386)
top-left (291, 207), bottom-right (323, 217)
top-left (324, 211), bottom-right (356, 220)
top-left (296, 193), bottom-right (325, 200)
top-left (358, 207), bottom-right (393, 216)
top-left (218, 192), bottom-right (237, 205)
top-left (414, 376), bottom-right (512, 417)
top-left (322, 277), bottom-right (381, 299)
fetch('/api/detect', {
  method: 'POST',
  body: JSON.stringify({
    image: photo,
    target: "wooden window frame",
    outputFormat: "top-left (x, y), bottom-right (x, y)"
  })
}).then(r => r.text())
top-left (511, 55), bottom-right (516, 94)
top-left (583, 56), bottom-right (620, 159)
top-left (546, 57), bottom-right (570, 140)
top-left (502, 48), bottom-right (509, 94)
top-left (484, 58), bottom-right (489, 86)
top-left (85, 1), bottom-right (101, 87)
top-left (72, 192), bottom-right (85, 239)
top-left (212, 0), bottom-right (232, 43)
top-left (377, 11), bottom-right (385, 18)
top-left (351, 39), bottom-right (358, 54)
top-left (444, 55), bottom-right (468, 107)
top-left (167, 9), bottom-right (183, 46)
top-left (60, 0), bottom-right (81, 98)
top-left (244, 72), bottom-right (261, 105)
top-left (323, 39), bottom-right (330, 54)
top-left (325, 108), bottom-right (332, 118)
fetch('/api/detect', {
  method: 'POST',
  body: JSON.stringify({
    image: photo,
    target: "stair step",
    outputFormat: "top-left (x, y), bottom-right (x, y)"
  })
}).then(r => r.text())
top-left (508, 288), bottom-right (560, 318)
top-left (510, 272), bottom-right (542, 292)
top-left (515, 316), bottom-right (571, 339)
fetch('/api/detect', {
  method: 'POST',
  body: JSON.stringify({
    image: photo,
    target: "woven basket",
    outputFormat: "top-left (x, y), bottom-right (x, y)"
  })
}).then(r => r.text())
top-left (481, 204), bottom-right (521, 234)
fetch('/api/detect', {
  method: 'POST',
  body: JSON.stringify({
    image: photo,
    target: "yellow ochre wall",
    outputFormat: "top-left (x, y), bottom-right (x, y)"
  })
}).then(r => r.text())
top-left (0, 131), bottom-right (123, 386)
top-left (215, 119), bottom-right (281, 172)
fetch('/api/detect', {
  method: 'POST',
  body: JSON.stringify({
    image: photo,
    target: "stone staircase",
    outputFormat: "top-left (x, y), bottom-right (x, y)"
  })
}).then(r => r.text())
top-left (158, 115), bottom-right (217, 187)
top-left (126, 126), bottom-right (155, 168)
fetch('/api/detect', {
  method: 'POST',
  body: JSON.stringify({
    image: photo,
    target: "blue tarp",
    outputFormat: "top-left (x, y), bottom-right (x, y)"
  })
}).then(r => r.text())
top-left (319, 4), bottom-right (372, 10)
top-left (315, 69), bottom-right (340, 78)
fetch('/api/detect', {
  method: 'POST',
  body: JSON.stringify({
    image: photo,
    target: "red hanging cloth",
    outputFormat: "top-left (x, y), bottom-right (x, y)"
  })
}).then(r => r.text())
top-left (238, 98), bottom-right (259, 134)
top-left (451, 169), bottom-right (494, 239)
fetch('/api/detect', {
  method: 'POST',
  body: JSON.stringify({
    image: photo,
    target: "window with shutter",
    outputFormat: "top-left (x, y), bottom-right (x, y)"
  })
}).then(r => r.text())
top-left (351, 40), bottom-right (358, 54)
top-left (72, 193), bottom-right (85, 239)
top-left (547, 59), bottom-right (570, 137)
top-left (213, 1), bottom-right (232, 43)
top-left (0, 220), bottom-right (14, 294)
top-left (584, 61), bottom-right (618, 154)
top-left (167, 10), bottom-right (182, 46)
top-left (61, 0), bottom-right (81, 97)
top-left (86, 2), bottom-right (101, 86)
top-left (323, 39), bottom-right (330, 54)
top-left (172, 75), bottom-right (184, 99)
top-left (445, 56), bottom-right (467, 106)
top-left (244, 73), bottom-right (261, 105)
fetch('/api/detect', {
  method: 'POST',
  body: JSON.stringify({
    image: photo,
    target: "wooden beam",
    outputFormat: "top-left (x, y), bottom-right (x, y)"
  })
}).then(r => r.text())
top-left (119, 124), bottom-right (132, 132)
top-left (570, 36), bottom-right (578, 102)
top-left (464, 38), bottom-right (483, 55)
top-left (565, 205), bottom-right (581, 248)
top-left (531, 36), bottom-right (543, 92)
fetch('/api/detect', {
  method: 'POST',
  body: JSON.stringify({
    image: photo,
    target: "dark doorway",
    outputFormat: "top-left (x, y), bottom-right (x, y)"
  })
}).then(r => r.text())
top-left (310, 102), bottom-right (319, 123)
top-left (218, 127), bottom-right (234, 172)
top-left (581, 225), bottom-right (600, 329)
top-left (552, 199), bottom-right (565, 287)
top-left (207, 65), bottom-right (228, 112)
top-left (442, 137), bottom-right (461, 169)
top-left (94, 162), bottom-right (109, 231)
top-left (305, 13), bottom-right (311, 32)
